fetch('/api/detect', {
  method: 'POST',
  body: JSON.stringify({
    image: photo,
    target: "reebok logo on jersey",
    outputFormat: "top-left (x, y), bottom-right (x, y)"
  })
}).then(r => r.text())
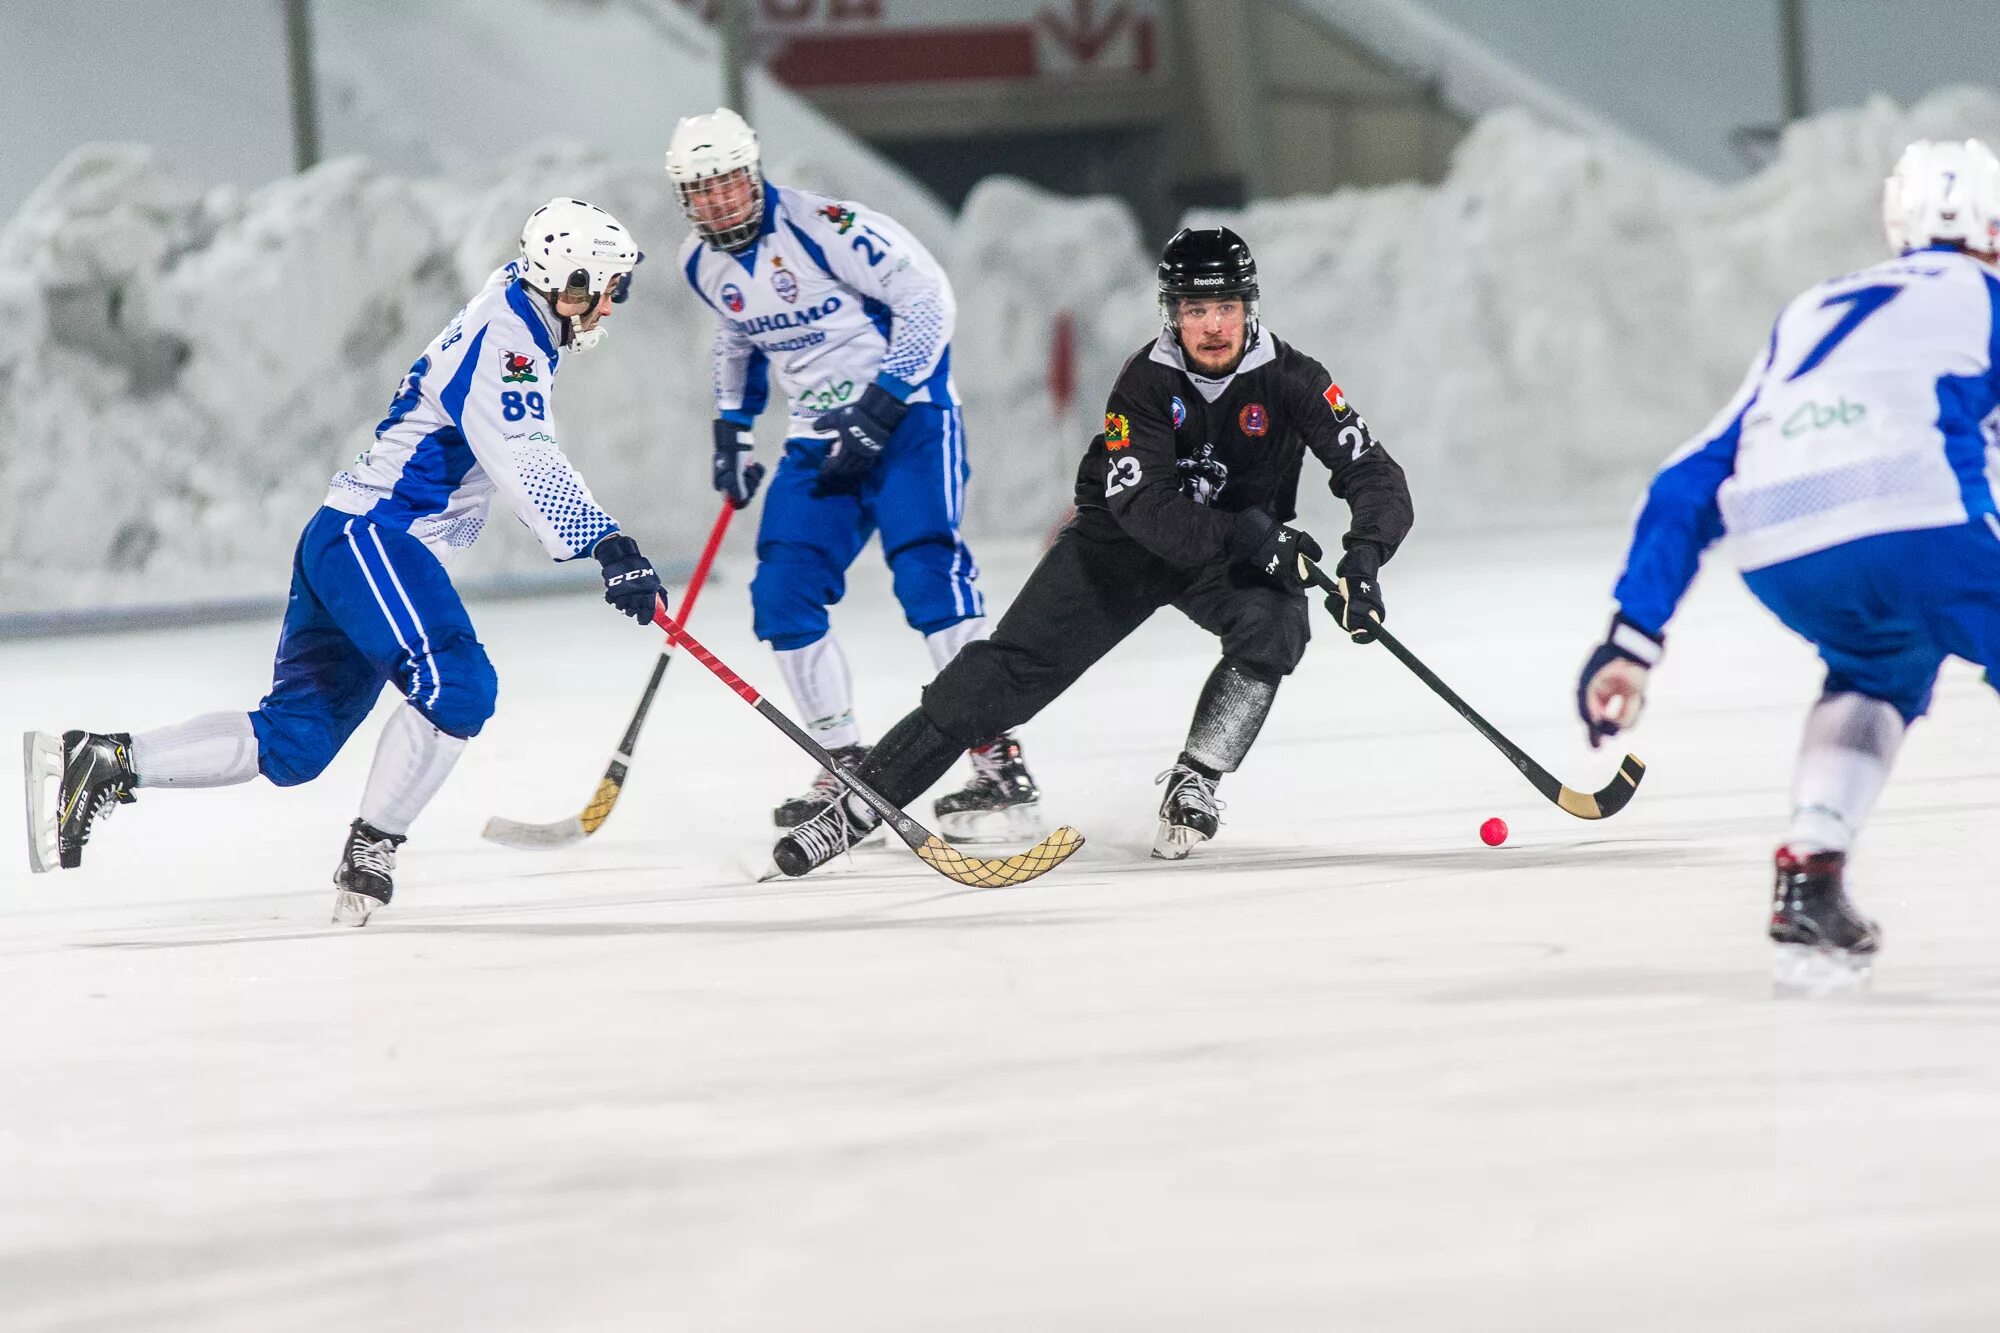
top-left (1105, 412), bottom-right (1131, 450)
top-left (1323, 383), bottom-right (1348, 414)
top-left (500, 352), bottom-right (537, 384)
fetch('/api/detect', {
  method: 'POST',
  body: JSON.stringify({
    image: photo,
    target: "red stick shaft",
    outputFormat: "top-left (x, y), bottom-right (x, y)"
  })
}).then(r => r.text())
top-left (672, 501), bottom-right (733, 628)
top-left (653, 605), bottom-right (761, 705)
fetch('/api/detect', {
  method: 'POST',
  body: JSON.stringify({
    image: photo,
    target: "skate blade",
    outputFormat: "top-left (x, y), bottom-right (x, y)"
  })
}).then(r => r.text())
top-left (1772, 942), bottom-right (1874, 998)
top-left (1151, 819), bottom-right (1211, 861)
top-left (331, 891), bottom-right (382, 928)
top-left (938, 801), bottom-right (1048, 845)
top-left (22, 730), bottom-right (62, 874)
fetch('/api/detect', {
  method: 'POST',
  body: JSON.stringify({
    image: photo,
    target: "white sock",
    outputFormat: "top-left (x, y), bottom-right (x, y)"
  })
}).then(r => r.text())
top-left (130, 712), bottom-right (259, 788)
top-left (775, 636), bottom-right (861, 749)
top-left (358, 705), bottom-right (468, 837)
top-left (924, 616), bottom-right (989, 673)
top-left (1787, 692), bottom-right (1904, 853)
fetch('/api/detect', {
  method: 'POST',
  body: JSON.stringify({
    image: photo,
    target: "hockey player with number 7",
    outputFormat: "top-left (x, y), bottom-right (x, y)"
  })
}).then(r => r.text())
top-left (23, 199), bottom-right (664, 926)
top-left (1578, 139), bottom-right (2000, 991)
top-left (772, 226), bottom-right (1414, 877)
top-left (667, 108), bottom-right (1042, 843)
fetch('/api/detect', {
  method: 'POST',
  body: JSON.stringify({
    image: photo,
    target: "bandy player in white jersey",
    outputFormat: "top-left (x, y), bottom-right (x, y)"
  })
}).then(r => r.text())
top-left (667, 108), bottom-right (1042, 841)
top-left (25, 200), bottom-right (665, 925)
top-left (1578, 140), bottom-right (2000, 990)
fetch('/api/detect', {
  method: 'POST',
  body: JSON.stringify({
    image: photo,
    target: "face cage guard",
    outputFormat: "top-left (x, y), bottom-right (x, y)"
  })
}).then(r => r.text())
top-left (675, 169), bottom-right (765, 253)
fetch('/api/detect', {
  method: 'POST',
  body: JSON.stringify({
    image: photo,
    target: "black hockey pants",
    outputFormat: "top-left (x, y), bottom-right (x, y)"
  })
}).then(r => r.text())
top-left (922, 506), bottom-right (1310, 746)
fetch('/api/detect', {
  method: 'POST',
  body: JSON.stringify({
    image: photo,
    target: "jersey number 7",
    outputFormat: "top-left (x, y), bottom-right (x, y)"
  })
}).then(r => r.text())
top-left (1785, 284), bottom-right (1902, 383)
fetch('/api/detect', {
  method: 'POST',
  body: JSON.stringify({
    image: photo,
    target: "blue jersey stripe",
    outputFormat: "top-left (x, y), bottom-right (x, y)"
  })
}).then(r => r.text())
top-left (370, 326), bottom-right (487, 525)
top-left (504, 280), bottom-right (561, 369)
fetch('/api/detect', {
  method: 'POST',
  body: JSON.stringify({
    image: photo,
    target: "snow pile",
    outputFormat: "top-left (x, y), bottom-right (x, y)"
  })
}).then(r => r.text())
top-left (5, 88), bottom-right (2000, 613)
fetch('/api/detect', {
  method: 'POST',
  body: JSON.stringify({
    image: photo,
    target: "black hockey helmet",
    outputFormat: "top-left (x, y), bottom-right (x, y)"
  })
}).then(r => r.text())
top-left (1158, 226), bottom-right (1261, 364)
top-left (1158, 226), bottom-right (1258, 301)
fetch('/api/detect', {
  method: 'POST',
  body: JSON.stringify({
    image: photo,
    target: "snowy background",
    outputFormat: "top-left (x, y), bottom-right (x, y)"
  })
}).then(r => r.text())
top-left (3, 2), bottom-right (1999, 616)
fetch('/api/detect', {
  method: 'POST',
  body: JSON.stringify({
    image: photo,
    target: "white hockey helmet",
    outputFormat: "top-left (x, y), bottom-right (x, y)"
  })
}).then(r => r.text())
top-left (666, 107), bottom-right (765, 252)
top-left (517, 198), bottom-right (641, 351)
top-left (1882, 139), bottom-right (2000, 257)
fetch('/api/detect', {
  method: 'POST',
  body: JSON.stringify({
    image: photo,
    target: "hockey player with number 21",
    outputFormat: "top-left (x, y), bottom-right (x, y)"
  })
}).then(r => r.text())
top-left (1580, 139), bottom-right (2000, 991)
top-left (667, 107), bottom-right (1041, 842)
top-left (23, 199), bottom-right (663, 926)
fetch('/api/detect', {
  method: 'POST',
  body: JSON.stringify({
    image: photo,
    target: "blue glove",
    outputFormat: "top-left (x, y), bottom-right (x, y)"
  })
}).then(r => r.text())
top-left (812, 383), bottom-right (907, 494)
top-left (1576, 613), bottom-right (1663, 747)
top-left (594, 533), bottom-right (665, 626)
top-left (712, 418), bottom-right (766, 510)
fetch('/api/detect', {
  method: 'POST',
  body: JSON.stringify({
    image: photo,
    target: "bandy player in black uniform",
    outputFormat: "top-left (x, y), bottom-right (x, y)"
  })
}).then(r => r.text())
top-left (771, 227), bottom-right (1414, 875)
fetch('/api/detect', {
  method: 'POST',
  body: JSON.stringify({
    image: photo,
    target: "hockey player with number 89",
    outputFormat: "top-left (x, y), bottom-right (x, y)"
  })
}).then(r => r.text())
top-left (667, 108), bottom-right (1040, 842)
top-left (1578, 139), bottom-right (2000, 991)
top-left (23, 199), bottom-right (664, 926)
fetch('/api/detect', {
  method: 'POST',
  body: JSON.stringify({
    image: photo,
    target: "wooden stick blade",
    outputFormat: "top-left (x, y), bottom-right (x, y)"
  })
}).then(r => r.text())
top-left (1554, 754), bottom-right (1646, 820)
top-left (916, 827), bottom-right (1085, 887)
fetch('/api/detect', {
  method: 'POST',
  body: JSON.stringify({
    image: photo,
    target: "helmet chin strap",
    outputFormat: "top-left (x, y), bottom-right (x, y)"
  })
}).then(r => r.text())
top-left (547, 268), bottom-right (611, 353)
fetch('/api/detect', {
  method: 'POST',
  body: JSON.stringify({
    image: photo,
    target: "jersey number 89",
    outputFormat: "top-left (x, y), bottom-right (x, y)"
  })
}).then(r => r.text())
top-left (502, 390), bottom-right (546, 421)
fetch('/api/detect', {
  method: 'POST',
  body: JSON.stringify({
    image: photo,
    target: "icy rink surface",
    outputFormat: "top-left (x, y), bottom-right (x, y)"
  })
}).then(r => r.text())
top-left (5, 530), bottom-right (2000, 1331)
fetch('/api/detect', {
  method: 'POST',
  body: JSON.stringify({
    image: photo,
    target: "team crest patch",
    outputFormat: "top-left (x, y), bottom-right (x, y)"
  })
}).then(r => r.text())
top-left (1238, 402), bottom-right (1268, 437)
top-left (819, 203), bottom-right (857, 233)
top-left (500, 351), bottom-right (537, 384)
top-left (721, 282), bottom-right (745, 313)
top-left (1324, 382), bottom-right (1348, 414)
top-left (771, 258), bottom-right (800, 304)
top-left (1105, 411), bottom-right (1131, 450)
top-left (1170, 395), bottom-right (1185, 429)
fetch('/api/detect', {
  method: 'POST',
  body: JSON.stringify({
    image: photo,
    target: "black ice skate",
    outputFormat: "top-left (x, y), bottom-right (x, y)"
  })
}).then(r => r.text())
top-left (934, 733), bottom-right (1044, 843)
top-left (1769, 846), bottom-right (1880, 995)
top-left (332, 819), bottom-right (406, 927)
top-left (773, 744), bottom-right (870, 830)
top-left (771, 795), bottom-right (881, 879)
top-left (23, 730), bottom-right (136, 873)
top-left (1153, 763), bottom-right (1224, 860)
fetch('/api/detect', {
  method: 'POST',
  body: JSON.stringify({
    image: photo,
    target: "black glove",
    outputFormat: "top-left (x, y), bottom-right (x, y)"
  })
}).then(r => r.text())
top-left (1576, 613), bottom-right (1663, 748)
top-left (1331, 542), bottom-right (1386, 643)
top-left (1231, 509), bottom-right (1323, 594)
top-left (712, 418), bottom-right (766, 510)
top-left (812, 383), bottom-right (907, 494)
top-left (594, 533), bottom-right (665, 626)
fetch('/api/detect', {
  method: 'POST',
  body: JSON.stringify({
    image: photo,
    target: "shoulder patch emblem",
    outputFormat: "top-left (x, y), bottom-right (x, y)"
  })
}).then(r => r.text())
top-left (720, 282), bottom-right (746, 313)
top-left (1170, 395), bottom-right (1186, 429)
top-left (500, 351), bottom-right (537, 384)
top-left (1324, 382), bottom-right (1348, 414)
top-left (819, 203), bottom-right (857, 234)
top-left (1105, 411), bottom-right (1131, 450)
top-left (1238, 401), bottom-right (1268, 437)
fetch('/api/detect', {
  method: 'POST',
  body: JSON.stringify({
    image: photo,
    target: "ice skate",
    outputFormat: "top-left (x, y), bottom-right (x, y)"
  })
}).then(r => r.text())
top-left (332, 819), bottom-right (406, 927)
top-left (935, 733), bottom-right (1044, 843)
top-left (1769, 846), bottom-right (1879, 996)
top-left (23, 729), bottom-right (136, 873)
top-left (773, 744), bottom-right (870, 830)
top-left (1153, 763), bottom-right (1223, 860)
top-left (771, 795), bottom-right (881, 879)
